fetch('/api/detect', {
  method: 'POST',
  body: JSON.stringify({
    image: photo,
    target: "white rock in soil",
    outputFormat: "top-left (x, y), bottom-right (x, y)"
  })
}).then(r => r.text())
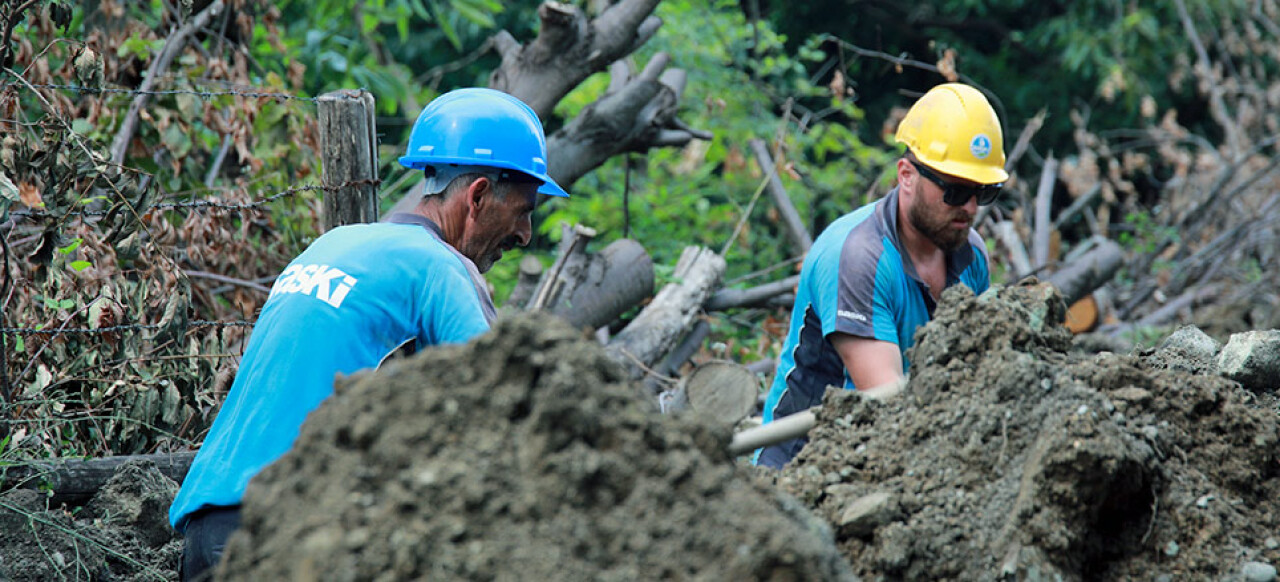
top-left (1161, 325), bottom-right (1222, 360)
top-left (1218, 330), bottom-right (1280, 393)
top-left (1241, 561), bottom-right (1277, 582)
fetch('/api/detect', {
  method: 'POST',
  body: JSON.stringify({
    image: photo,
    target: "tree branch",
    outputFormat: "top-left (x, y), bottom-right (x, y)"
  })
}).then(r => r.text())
top-left (109, 0), bottom-right (224, 166)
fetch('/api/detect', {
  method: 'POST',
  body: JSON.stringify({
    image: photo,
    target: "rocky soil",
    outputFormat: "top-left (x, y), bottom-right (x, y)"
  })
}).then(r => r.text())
top-left (217, 312), bottom-right (854, 581)
top-left (0, 461), bottom-right (181, 581)
top-left (772, 281), bottom-right (1280, 581)
top-left (1, 284), bottom-right (1277, 581)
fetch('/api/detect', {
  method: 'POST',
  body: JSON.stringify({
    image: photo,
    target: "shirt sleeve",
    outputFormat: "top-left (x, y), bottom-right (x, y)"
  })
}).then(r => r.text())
top-left (829, 232), bottom-right (894, 343)
top-left (418, 259), bottom-right (491, 346)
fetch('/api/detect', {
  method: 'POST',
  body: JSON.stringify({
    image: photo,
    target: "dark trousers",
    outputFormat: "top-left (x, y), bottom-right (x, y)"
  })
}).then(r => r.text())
top-left (180, 505), bottom-right (241, 582)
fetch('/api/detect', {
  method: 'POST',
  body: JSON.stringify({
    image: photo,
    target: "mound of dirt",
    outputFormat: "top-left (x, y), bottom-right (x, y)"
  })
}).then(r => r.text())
top-left (775, 281), bottom-right (1280, 580)
top-left (217, 312), bottom-right (856, 581)
top-left (0, 460), bottom-right (181, 581)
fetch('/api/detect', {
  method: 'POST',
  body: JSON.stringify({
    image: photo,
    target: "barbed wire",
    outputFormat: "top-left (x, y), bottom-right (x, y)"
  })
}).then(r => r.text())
top-left (0, 320), bottom-right (255, 336)
top-left (7, 181), bottom-right (380, 219)
top-left (13, 82), bottom-right (318, 103)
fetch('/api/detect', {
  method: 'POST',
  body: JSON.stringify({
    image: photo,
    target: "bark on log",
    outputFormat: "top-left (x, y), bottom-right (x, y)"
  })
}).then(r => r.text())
top-left (1045, 237), bottom-right (1124, 306)
top-left (657, 319), bottom-right (711, 378)
top-left (544, 54), bottom-right (711, 194)
top-left (529, 224), bottom-right (596, 310)
top-left (607, 246), bottom-right (725, 383)
top-left (706, 275), bottom-right (799, 311)
top-left (543, 238), bottom-right (654, 330)
top-left (489, 0), bottom-right (663, 121)
top-left (504, 255), bottom-right (545, 310)
top-left (993, 220), bottom-right (1034, 279)
top-left (748, 139), bottom-right (812, 254)
top-left (1032, 155), bottom-right (1058, 269)
top-left (0, 452), bottom-right (195, 505)
top-left (318, 89), bottom-right (379, 231)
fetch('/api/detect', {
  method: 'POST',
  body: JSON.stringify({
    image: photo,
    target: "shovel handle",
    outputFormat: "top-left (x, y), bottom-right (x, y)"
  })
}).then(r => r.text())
top-left (727, 409), bottom-right (817, 456)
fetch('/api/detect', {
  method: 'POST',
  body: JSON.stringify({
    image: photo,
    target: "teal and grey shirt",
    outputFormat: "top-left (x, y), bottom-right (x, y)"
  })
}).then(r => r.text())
top-left (754, 188), bottom-right (989, 468)
top-left (169, 213), bottom-right (493, 531)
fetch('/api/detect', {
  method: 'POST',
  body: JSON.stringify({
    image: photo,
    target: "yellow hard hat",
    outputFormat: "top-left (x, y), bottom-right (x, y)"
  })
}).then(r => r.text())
top-left (894, 83), bottom-right (1009, 185)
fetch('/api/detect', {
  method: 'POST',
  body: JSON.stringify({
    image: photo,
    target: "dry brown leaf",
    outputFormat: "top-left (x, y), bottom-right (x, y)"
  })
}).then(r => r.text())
top-left (18, 181), bottom-right (42, 207)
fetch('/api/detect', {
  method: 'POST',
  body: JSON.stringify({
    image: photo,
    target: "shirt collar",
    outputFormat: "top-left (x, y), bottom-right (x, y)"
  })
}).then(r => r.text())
top-left (875, 187), bottom-right (977, 282)
top-left (387, 212), bottom-right (443, 239)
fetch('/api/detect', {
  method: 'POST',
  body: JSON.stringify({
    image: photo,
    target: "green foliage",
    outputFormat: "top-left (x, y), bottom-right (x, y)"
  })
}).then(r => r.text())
top-left (542, 0), bottom-right (888, 284)
top-left (760, 0), bottom-right (1269, 169)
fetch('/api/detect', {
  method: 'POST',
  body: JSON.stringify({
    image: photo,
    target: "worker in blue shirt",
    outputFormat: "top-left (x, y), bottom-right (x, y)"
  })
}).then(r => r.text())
top-left (755, 83), bottom-right (1009, 469)
top-left (170, 88), bottom-right (569, 580)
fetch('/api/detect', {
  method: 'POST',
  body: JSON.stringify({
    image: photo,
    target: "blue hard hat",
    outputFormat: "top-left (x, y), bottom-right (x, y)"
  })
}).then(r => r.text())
top-left (398, 88), bottom-right (568, 198)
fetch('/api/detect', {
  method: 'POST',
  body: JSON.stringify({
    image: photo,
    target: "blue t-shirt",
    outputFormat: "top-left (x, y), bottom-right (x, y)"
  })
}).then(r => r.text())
top-left (169, 214), bottom-right (494, 531)
top-left (754, 188), bottom-right (989, 468)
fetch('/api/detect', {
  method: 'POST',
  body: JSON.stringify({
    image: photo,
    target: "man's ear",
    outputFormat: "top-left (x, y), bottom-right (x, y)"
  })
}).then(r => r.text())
top-left (896, 158), bottom-right (913, 188)
top-left (465, 176), bottom-right (492, 217)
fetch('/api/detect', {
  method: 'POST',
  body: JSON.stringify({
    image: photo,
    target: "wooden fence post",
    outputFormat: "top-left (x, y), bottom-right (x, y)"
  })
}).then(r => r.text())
top-left (318, 90), bottom-right (378, 230)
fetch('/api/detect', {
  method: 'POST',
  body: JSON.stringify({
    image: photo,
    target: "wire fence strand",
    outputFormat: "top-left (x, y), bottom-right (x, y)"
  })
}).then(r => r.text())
top-left (1, 320), bottom-right (256, 336)
top-left (6, 180), bottom-right (380, 219)
top-left (14, 83), bottom-right (319, 103)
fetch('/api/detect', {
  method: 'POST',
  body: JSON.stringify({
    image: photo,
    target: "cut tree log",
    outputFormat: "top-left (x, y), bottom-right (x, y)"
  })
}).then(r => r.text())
top-left (1032, 155), bottom-right (1058, 269)
top-left (1044, 237), bottom-right (1124, 306)
top-left (541, 238), bottom-right (654, 331)
top-left (528, 224), bottom-right (597, 310)
top-left (384, 0), bottom-right (709, 217)
top-left (607, 246), bottom-right (725, 385)
top-left (0, 452), bottom-right (195, 506)
top-left (680, 360), bottom-right (760, 425)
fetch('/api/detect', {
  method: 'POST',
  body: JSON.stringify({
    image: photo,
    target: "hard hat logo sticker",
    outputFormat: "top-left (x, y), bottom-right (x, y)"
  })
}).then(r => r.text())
top-left (970, 134), bottom-right (992, 159)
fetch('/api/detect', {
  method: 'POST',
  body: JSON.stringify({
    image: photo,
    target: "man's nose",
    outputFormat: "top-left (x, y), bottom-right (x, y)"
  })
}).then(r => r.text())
top-left (961, 194), bottom-right (979, 215)
top-left (513, 215), bottom-right (531, 247)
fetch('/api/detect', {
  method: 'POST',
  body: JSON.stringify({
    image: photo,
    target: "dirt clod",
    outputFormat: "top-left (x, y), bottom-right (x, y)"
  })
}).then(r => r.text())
top-left (0, 460), bottom-right (181, 581)
top-left (218, 312), bottom-right (856, 581)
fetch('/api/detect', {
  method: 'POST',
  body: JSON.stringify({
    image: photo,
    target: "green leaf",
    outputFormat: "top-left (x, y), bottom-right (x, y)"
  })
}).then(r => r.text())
top-left (13, 335), bottom-right (23, 354)
top-left (71, 118), bottom-right (93, 135)
top-left (57, 238), bottom-right (83, 255)
top-left (70, 260), bottom-right (92, 271)
top-left (59, 299), bottom-right (76, 310)
top-left (162, 124), bottom-right (193, 159)
top-left (426, 0), bottom-right (462, 51)
top-left (453, 0), bottom-right (497, 27)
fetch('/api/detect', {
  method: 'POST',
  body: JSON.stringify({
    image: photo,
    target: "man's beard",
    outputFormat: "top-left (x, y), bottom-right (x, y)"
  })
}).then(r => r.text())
top-left (907, 200), bottom-right (971, 252)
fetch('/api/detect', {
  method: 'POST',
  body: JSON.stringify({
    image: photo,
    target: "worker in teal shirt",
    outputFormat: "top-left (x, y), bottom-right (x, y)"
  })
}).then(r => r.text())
top-left (170, 88), bottom-right (569, 581)
top-left (756, 83), bottom-right (1008, 468)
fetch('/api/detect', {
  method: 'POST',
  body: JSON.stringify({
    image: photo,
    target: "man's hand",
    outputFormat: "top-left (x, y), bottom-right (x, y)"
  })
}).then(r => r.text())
top-left (830, 333), bottom-right (904, 391)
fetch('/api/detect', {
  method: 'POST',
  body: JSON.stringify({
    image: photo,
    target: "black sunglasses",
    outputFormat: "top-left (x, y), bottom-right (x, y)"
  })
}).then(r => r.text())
top-left (910, 159), bottom-right (1003, 206)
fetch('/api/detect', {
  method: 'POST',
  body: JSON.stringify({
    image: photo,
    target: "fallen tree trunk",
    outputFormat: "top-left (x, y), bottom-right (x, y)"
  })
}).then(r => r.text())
top-left (526, 225), bottom-right (654, 331)
top-left (706, 275), bottom-right (798, 311)
top-left (1045, 237), bottom-right (1124, 306)
top-left (544, 238), bottom-right (654, 330)
top-left (0, 452), bottom-right (195, 506)
top-left (607, 246), bottom-right (725, 384)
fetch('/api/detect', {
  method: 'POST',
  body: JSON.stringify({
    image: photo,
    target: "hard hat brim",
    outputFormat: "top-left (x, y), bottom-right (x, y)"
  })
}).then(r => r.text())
top-left (399, 155), bottom-right (570, 198)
